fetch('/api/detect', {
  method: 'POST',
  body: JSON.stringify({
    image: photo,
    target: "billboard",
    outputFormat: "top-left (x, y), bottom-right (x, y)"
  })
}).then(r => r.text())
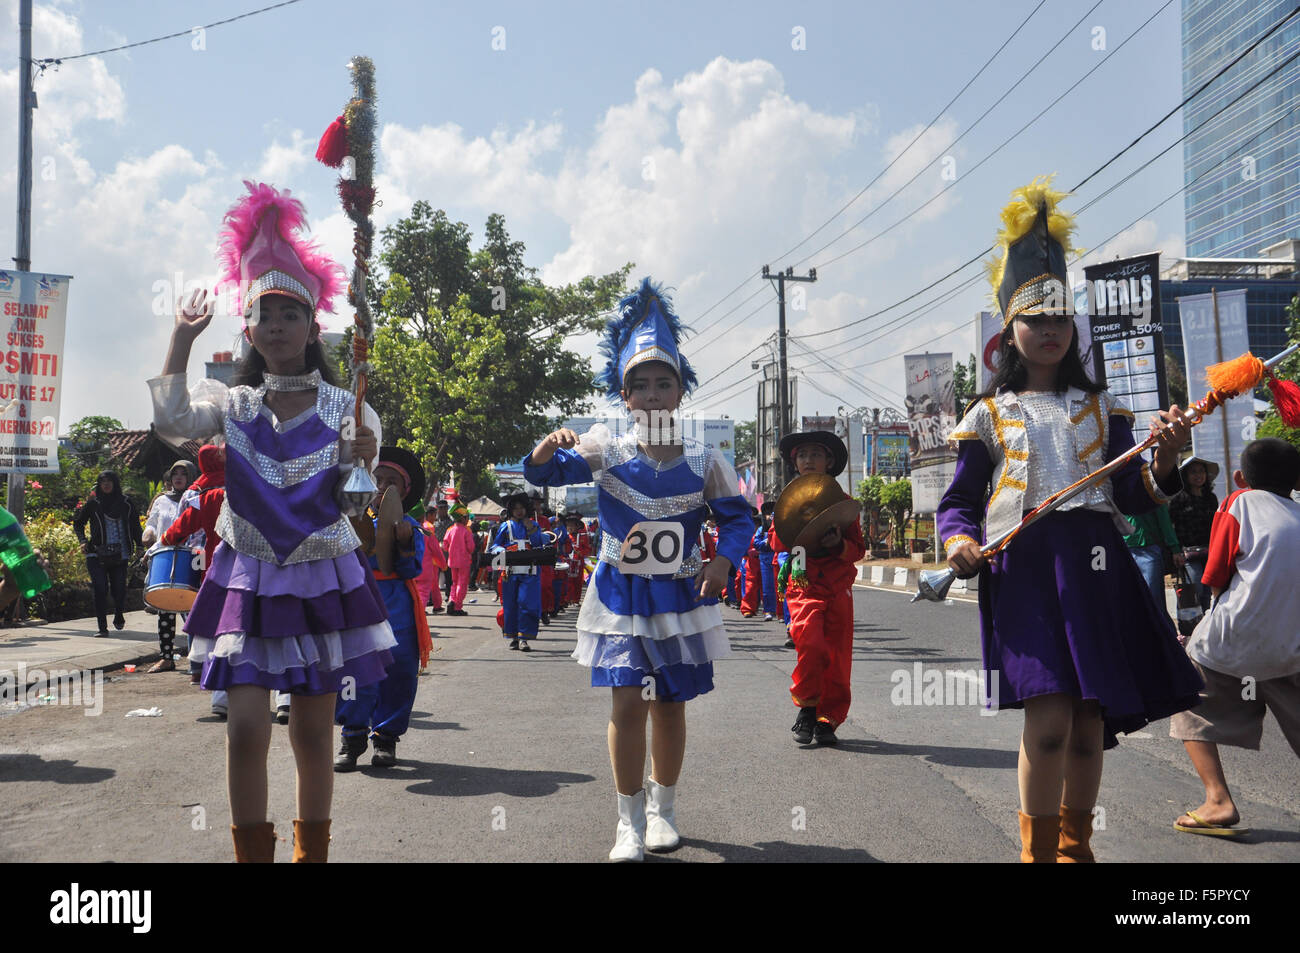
top-left (904, 352), bottom-right (956, 513)
top-left (1178, 289), bottom-right (1251, 499)
top-left (0, 270), bottom-right (71, 473)
top-left (1085, 253), bottom-right (1167, 424)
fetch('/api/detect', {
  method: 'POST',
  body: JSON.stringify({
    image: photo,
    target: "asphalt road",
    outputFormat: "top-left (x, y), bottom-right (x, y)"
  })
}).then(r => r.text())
top-left (1, 586), bottom-right (1296, 863)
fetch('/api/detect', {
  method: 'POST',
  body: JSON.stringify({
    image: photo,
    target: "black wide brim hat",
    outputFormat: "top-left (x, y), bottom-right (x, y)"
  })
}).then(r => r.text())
top-left (778, 430), bottom-right (848, 477)
top-left (376, 446), bottom-right (426, 512)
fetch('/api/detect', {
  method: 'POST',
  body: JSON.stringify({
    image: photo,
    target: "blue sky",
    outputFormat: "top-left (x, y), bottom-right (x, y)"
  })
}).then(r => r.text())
top-left (1, 0), bottom-right (1195, 431)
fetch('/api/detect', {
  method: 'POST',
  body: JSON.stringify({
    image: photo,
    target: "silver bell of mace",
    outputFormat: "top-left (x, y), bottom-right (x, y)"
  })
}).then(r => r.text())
top-left (342, 457), bottom-right (378, 509)
top-left (912, 568), bottom-right (957, 603)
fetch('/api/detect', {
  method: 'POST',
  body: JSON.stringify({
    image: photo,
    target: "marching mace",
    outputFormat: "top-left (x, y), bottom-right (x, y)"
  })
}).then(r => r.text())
top-left (913, 342), bottom-right (1300, 603)
top-left (317, 56), bottom-right (380, 511)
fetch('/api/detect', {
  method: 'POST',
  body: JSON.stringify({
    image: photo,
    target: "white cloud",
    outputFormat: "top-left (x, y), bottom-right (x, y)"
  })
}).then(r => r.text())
top-left (1, 8), bottom-right (965, 431)
top-left (1077, 218), bottom-right (1186, 269)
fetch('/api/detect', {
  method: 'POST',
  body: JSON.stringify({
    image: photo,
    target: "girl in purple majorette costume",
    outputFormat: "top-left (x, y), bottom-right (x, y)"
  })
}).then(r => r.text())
top-left (149, 182), bottom-right (393, 863)
top-left (937, 178), bottom-right (1203, 863)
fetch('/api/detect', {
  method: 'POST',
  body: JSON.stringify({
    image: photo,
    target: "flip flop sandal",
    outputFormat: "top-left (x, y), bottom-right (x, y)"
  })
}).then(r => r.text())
top-left (1174, 809), bottom-right (1249, 837)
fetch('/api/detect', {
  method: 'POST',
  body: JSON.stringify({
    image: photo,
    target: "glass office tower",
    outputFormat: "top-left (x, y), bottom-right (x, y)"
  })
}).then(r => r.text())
top-left (1183, 0), bottom-right (1300, 257)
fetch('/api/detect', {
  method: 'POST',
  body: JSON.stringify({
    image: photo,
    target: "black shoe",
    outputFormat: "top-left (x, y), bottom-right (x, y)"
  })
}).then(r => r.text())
top-left (447, 608), bottom-right (468, 617)
top-left (333, 735), bottom-right (367, 772)
top-left (371, 734), bottom-right (397, 767)
top-left (540, 613), bottom-right (551, 626)
top-left (509, 638), bottom-right (520, 650)
top-left (791, 706), bottom-right (818, 745)
top-left (113, 613), bottom-right (126, 630)
top-left (429, 606), bottom-right (444, 614)
top-left (814, 720), bottom-right (839, 746)
top-left (96, 630), bottom-right (110, 638)
top-left (520, 641), bottom-right (532, 652)
top-left (784, 637), bottom-right (796, 648)
top-left (275, 706), bottom-right (290, 725)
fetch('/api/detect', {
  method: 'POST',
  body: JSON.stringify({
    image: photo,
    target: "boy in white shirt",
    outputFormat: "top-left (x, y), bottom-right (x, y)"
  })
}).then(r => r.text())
top-left (1170, 438), bottom-right (1300, 836)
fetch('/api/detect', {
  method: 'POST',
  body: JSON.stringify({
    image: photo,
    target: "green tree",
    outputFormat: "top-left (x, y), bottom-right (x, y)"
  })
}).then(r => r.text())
top-left (1256, 293), bottom-right (1300, 452)
top-left (1164, 352), bottom-right (1189, 409)
top-left (363, 205), bottom-right (632, 493)
top-left (881, 478), bottom-right (912, 554)
top-left (857, 474), bottom-right (886, 550)
top-left (951, 353), bottom-right (978, 408)
top-left (734, 419), bottom-right (756, 464)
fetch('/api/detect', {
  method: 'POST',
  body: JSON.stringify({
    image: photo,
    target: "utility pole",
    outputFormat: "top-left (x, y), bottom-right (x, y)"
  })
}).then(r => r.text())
top-left (760, 265), bottom-right (816, 474)
top-left (9, 0), bottom-right (34, 523)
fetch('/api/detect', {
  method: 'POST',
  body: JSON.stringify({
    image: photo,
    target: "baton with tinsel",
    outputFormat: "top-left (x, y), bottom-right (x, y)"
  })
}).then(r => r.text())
top-left (316, 56), bottom-right (379, 508)
top-left (913, 343), bottom-right (1300, 603)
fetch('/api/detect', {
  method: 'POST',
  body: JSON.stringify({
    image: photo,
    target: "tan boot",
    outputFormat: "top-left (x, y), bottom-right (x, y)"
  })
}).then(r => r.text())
top-left (231, 822), bottom-right (275, 863)
top-left (292, 818), bottom-right (331, 863)
top-left (1018, 811), bottom-right (1060, 863)
top-left (1057, 806), bottom-right (1096, 862)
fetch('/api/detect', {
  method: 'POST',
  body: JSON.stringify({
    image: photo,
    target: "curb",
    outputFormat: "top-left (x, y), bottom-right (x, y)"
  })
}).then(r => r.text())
top-left (854, 563), bottom-right (979, 601)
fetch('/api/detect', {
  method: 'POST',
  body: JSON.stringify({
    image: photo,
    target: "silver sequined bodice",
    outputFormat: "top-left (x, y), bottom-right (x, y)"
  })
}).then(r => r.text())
top-left (1019, 391), bottom-right (1110, 512)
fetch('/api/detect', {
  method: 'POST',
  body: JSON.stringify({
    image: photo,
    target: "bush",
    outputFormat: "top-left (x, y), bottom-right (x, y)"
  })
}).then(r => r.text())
top-left (23, 512), bottom-right (89, 587)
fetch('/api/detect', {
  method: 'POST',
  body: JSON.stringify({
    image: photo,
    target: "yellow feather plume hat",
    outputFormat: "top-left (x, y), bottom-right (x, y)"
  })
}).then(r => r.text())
top-left (987, 175), bottom-right (1078, 327)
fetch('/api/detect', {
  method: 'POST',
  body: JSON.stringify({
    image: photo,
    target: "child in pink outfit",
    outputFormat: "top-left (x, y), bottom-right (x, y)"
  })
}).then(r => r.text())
top-left (442, 501), bottom-right (478, 616)
top-left (417, 504), bottom-right (447, 613)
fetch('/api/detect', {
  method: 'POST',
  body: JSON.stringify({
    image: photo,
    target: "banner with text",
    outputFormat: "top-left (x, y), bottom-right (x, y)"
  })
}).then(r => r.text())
top-left (1085, 253), bottom-right (1167, 424)
top-left (1178, 289), bottom-right (1252, 498)
top-left (904, 352), bottom-right (956, 513)
top-left (0, 270), bottom-right (70, 473)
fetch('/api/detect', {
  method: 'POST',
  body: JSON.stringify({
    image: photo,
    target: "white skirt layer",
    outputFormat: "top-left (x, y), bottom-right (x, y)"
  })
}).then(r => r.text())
top-left (189, 621), bottom-right (397, 676)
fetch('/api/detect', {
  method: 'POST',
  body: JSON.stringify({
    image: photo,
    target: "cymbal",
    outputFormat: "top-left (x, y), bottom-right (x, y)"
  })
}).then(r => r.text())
top-left (774, 473), bottom-right (860, 550)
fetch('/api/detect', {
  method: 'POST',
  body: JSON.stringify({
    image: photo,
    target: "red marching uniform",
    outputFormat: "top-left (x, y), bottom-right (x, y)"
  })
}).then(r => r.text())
top-left (772, 520), bottom-right (865, 729)
top-left (566, 527), bottom-right (591, 604)
top-left (739, 535), bottom-right (762, 616)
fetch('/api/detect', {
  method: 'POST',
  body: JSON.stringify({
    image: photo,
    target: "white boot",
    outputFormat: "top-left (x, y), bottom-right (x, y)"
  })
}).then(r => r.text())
top-left (609, 790), bottom-right (646, 862)
top-left (645, 778), bottom-right (680, 852)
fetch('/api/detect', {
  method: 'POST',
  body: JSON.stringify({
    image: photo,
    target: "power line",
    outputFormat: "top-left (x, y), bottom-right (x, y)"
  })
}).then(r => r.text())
top-left (33, 0), bottom-right (306, 65)
top-left (684, 0), bottom-right (1051, 327)
top-left (793, 0), bottom-right (1111, 271)
top-left (771, 0), bottom-right (1051, 265)
top-left (789, 2), bottom-right (1298, 347)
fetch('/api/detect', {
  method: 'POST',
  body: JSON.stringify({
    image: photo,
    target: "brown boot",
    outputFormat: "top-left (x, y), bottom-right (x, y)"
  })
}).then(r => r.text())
top-left (292, 818), bottom-right (331, 863)
top-left (1058, 806), bottom-right (1096, 862)
top-left (230, 822), bottom-right (275, 863)
top-left (1018, 811), bottom-right (1060, 863)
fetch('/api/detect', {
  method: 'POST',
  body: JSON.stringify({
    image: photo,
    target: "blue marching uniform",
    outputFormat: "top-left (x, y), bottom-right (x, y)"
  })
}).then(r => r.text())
top-left (525, 427), bottom-right (751, 701)
top-left (754, 524), bottom-right (777, 615)
top-left (492, 519), bottom-right (546, 640)
top-left (336, 513), bottom-right (425, 742)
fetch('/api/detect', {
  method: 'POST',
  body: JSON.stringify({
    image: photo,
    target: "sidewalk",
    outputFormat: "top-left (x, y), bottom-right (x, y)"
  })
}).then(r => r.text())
top-left (0, 611), bottom-right (164, 688)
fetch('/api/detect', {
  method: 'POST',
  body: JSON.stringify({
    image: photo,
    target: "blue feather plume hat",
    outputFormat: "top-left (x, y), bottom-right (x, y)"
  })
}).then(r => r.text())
top-left (596, 277), bottom-right (698, 403)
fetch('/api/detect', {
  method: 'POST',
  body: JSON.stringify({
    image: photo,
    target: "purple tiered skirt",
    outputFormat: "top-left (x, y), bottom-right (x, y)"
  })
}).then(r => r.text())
top-left (185, 542), bottom-right (396, 695)
top-left (978, 509), bottom-right (1203, 748)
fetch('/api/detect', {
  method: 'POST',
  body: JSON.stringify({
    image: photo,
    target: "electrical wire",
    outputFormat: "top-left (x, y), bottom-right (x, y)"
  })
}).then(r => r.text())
top-left (33, 0), bottom-right (306, 65)
top-left (790, 6), bottom-right (1300, 347)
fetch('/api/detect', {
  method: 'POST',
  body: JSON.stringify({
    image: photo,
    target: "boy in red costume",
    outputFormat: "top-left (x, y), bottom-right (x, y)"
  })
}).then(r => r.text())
top-left (772, 431), bottom-right (865, 746)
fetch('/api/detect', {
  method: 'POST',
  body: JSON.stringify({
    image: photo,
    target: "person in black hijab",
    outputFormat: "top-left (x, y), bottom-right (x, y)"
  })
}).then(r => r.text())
top-left (72, 470), bottom-right (143, 636)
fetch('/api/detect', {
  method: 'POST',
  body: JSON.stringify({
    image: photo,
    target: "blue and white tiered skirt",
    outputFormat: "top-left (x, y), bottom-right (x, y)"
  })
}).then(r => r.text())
top-left (575, 561), bottom-right (730, 702)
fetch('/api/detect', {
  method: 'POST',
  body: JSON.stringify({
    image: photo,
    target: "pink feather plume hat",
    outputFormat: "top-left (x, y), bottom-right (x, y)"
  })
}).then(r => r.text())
top-left (216, 180), bottom-right (345, 320)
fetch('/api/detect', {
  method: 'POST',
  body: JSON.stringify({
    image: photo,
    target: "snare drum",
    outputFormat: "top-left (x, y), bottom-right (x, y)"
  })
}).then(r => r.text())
top-left (145, 545), bottom-right (201, 612)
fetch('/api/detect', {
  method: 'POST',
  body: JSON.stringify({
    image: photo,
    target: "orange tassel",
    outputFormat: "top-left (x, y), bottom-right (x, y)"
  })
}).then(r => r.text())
top-left (1205, 352), bottom-right (1265, 396)
top-left (1266, 371), bottom-right (1300, 427)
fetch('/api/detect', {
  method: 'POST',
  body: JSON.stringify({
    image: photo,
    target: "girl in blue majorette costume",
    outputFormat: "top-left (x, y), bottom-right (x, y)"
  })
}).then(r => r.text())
top-left (525, 279), bottom-right (752, 862)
